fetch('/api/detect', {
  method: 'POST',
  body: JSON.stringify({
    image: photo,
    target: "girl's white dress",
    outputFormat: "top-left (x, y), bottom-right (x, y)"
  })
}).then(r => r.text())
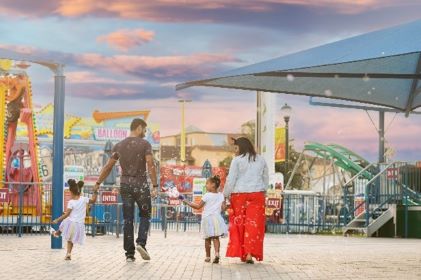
top-left (59, 196), bottom-right (90, 245)
top-left (200, 192), bottom-right (228, 239)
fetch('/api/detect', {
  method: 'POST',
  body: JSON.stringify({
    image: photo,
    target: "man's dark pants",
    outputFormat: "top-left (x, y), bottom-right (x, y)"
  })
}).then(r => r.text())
top-left (120, 182), bottom-right (151, 257)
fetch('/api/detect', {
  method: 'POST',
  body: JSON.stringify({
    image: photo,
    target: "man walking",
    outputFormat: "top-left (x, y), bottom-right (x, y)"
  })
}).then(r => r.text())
top-left (95, 118), bottom-right (158, 262)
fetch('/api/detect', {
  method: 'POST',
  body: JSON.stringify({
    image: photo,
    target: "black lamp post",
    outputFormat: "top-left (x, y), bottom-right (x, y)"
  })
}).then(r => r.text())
top-left (281, 103), bottom-right (292, 180)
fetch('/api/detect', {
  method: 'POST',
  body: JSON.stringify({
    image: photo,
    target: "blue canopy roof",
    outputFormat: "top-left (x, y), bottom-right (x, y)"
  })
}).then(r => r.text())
top-left (177, 20), bottom-right (421, 115)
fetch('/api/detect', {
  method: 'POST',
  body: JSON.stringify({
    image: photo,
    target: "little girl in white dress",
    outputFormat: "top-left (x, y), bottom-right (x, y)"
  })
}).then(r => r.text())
top-left (182, 176), bottom-right (227, 263)
top-left (51, 179), bottom-right (99, 260)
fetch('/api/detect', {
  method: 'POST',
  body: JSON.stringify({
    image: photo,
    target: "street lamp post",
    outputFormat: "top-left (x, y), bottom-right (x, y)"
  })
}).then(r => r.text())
top-left (178, 99), bottom-right (192, 163)
top-left (281, 103), bottom-right (292, 181)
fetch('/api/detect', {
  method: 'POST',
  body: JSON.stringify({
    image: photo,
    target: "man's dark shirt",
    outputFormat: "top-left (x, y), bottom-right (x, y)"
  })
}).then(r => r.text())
top-left (112, 136), bottom-right (153, 186)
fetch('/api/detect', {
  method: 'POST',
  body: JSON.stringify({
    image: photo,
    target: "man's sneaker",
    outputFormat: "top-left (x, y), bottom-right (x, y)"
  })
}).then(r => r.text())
top-left (126, 255), bottom-right (136, 262)
top-left (136, 244), bottom-right (151, 260)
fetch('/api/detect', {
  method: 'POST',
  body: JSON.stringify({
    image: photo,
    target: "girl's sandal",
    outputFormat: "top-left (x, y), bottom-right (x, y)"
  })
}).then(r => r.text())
top-left (65, 254), bottom-right (71, 261)
top-left (50, 228), bottom-right (61, 238)
top-left (204, 257), bottom-right (211, 263)
top-left (212, 256), bottom-right (220, 264)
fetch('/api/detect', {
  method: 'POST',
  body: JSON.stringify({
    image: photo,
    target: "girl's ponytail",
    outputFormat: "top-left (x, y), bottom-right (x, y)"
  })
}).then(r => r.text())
top-left (67, 179), bottom-right (83, 195)
top-left (77, 181), bottom-right (84, 190)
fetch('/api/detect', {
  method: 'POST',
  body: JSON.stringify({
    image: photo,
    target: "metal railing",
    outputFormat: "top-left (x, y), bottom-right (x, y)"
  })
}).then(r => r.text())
top-left (363, 162), bottom-right (407, 227)
top-left (0, 182), bottom-right (201, 237)
top-left (1, 162), bottom-right (420, 237)
top-left (266, 192), bottom-right (347, 234)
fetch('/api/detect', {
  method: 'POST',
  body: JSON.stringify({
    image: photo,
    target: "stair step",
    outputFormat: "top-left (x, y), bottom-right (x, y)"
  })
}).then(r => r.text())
top-left (344, 226), bottom-right (366, 230)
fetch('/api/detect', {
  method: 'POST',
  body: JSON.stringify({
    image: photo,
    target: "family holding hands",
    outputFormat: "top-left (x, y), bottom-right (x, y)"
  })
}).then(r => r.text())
top-left (52, 118), bottom-right (269, 265)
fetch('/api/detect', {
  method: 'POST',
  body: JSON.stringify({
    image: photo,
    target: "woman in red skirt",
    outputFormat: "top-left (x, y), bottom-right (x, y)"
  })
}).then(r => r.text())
top-left (224, 137), bottom-right (269, 264)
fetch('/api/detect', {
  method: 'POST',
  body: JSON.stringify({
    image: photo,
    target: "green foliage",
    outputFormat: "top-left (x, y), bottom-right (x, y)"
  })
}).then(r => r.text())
top-left (219, 155), bottom-right (233, 168)
top-left (241, 120), bottom-right (255, 144)
top-left (275, 145), bottom-right (305, 190)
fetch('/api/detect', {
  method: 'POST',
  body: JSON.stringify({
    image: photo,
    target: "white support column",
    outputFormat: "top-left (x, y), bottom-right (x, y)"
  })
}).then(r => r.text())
top-left (256, 91), bottom-right (276, 175)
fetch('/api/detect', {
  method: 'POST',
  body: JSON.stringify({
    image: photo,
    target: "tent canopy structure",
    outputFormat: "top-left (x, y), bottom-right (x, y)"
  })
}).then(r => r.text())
top-left (177, 20), bottom-right (421, 116)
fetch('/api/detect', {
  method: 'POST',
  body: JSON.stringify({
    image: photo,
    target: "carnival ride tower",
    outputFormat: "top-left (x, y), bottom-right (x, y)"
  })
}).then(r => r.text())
top-left (0, 71), bottom-right (42, 215)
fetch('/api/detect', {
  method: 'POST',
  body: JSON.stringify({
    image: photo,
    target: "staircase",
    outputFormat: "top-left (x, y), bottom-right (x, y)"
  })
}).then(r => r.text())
top-left (343, 206), bottom-right (394, 236)
top-left (342, 162), bottom-right (406, 237)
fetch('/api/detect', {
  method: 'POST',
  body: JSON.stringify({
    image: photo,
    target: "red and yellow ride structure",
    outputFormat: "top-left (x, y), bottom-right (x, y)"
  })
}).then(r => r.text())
top-left (0, 69), bottom-right (43, 218)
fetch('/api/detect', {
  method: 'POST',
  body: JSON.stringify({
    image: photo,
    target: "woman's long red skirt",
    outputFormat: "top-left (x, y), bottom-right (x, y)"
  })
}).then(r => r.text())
top-left (226, 192), bottom-right (265, 261)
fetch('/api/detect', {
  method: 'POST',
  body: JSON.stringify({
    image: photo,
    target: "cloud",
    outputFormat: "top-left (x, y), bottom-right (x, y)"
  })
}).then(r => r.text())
top-left (64, 96), bottom-right (256, 135)
top-left (68, 83), bottom-right (167, 99)
top-left (65, 71), bottom-right (145, 84)
top-left (0, 44), bottom-right (240, 81)
top-left (283, 97), bottom-right (421, 162)
top-left (51, 0), bottom-right (419, 18)
top-left (0, 1), bottom-right (419, 33)
top-left (74, 52), bottom-right (241, 80)
top-left (97, 28), bottom-right (155, 51)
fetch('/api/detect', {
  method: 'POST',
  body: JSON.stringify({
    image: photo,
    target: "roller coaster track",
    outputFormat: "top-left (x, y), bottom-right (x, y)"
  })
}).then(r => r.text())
top-left (304, 142), bottom-right (374, 180)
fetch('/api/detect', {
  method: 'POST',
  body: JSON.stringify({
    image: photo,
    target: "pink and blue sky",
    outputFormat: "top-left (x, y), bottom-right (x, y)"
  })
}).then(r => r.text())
top-left (1, 0), bottom-right (420, 162)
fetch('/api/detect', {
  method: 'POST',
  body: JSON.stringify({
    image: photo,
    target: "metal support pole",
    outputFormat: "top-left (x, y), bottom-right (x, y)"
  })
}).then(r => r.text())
top-left (164, 206), bottom-right (168, 238)
top-left (18, 154), bottom-right (23, 237)
top-left (178, 99), bottom-right (191, 163)
top-left (180, 101), bottom-right (186, 163)
top-left (365, 185), bottom-right (370, 228)
top-left (404, 192), bottom-right (408, 238)
top-left (51, 65), bottom-right (65, 249)
top-left (284, 117), bottom-right (290, 181)
top-left (379, 111), bottom-right (385, 163)
top-left (256, 91), bottom-right (262, 151)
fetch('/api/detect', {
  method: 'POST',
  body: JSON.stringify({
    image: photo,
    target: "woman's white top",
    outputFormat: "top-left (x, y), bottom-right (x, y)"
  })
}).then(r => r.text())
top-left (223, 154), bottom-right (269, 198)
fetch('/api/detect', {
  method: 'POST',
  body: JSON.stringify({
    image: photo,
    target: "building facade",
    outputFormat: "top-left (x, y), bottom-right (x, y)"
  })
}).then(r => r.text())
top-left (160, 126), bottom-right (244, 167)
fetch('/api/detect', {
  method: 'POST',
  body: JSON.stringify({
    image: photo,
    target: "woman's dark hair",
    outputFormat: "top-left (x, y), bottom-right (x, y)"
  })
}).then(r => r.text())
top-left (207, 175), bottom-right (221, 189)
top-left (233, 137), bottom-right (256, 161)
top-left (68, 179), bottom-right (84, 196)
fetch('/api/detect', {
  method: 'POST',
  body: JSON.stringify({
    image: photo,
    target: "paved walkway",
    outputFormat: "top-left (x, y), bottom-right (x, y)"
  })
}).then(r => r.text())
top-left (1, 231), bottom-right (421, 279)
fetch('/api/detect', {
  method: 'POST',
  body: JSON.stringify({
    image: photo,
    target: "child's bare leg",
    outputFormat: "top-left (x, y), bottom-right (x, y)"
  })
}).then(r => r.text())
top-left (205, 238), bottom-right (211, 261)
top-left (67, 241), bottom-right (73, 255)
top-left (212, 237), bottom-right (220, 263)
top-left (212, 237), bottom-right (220, 256)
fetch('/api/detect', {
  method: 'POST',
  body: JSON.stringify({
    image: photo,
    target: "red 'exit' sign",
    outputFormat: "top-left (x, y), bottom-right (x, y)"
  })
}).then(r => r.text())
top-left (0, 189), bottom-right (9, 203)
top-left (266, 198), bottom-right (281, 208)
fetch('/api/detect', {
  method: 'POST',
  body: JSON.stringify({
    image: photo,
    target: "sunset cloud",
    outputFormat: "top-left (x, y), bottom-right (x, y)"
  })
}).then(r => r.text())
top-left (53, 0), bottom-right (414, 18)
top-left (75, 52), bottom-right (241, 80)
top-left (66, 71), bottom-right (145, 84)
top-left (0, 44), bottom-right (240, 81)
top-left (1, 0), bottom-right (420, 162)
top-left (97, 28), bottom-right (155, 51)
top-left (0, 0), bottom-right (419, 39)
top-left (0, 1), bottom-right (418, 22)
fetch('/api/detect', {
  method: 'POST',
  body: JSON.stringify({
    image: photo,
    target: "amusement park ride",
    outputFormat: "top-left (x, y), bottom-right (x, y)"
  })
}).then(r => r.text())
top-left (0, 64), bottom-right (44, 218)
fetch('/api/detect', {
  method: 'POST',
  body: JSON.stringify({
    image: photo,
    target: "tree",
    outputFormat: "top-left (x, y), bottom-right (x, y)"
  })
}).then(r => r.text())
top-left (240, 120), bottom-right (304, 189)
top-left (275, 143), bottom-right (305, 190)
top-left (241, 120), bottom-right (255, 144)
top-left (219, 155), bottom-right (233, 168)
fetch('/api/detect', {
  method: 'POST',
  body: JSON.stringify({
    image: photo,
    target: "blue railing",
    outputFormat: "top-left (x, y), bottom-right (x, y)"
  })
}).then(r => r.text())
top-left (0, 182), bottom-right (201, 237)
top-left (362, 162), bottom-right (420, 228)
top-left (1, 162), bottom-right (420, 237)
